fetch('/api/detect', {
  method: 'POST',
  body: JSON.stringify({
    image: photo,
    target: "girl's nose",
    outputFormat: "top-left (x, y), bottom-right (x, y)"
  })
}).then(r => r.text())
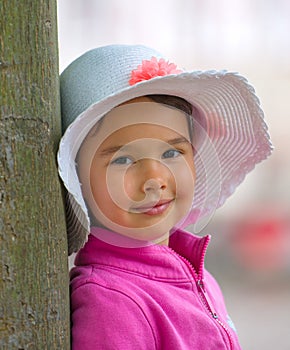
top-left (140, 159), bottom-right (169, 193)
top-left (143, 178), bottom-right (166, 193)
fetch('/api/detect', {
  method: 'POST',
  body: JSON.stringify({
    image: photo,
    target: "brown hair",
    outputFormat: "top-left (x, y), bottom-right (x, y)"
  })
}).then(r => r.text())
top-left (146, 94), bottom-right (192, 115)
top-left (146, 94), bottom-right (194, 141)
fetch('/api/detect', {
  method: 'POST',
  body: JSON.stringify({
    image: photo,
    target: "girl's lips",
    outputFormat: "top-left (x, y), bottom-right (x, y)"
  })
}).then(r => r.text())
top-left (132, 199), bottom-right (174, 216)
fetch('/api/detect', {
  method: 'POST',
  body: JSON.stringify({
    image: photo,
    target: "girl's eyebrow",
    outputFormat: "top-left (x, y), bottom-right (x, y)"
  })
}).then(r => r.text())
top-left (167, 136), bottom-right (190, 145)
top-left (99, 136), bottom-right (190, 157)
top-left (100, 145), bottom-right (124, 156)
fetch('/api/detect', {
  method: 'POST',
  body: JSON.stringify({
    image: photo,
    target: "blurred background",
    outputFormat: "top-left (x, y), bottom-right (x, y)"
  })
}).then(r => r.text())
top-left (57, 1), bottom-right (290, 348)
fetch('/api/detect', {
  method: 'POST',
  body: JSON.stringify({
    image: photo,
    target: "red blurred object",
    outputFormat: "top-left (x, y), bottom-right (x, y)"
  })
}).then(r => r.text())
top-left (229, 205), bottom-right (290, 271)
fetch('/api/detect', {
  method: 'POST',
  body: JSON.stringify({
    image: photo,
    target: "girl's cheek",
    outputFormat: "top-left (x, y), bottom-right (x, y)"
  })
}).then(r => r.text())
top-left (173, 162), bottom-right (195, 198)
top-left (105, 166), bottom-right (137, 207)
top-left (123, 172), bottom-right (139, 201)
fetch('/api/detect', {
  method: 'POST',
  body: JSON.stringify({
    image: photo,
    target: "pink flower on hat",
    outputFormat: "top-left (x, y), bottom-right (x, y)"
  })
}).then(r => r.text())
top-left (129, 57), bottom-right (183, 85)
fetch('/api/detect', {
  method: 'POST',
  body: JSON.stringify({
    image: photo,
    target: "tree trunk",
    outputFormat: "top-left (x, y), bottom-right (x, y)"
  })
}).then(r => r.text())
top-left (0, 1), bottom-right (70, 349)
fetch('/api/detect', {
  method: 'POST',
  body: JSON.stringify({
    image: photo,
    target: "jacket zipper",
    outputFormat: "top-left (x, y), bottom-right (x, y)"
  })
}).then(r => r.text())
top-left (168, 247), bottom-right (234, 350)
top-left (196, 279), bottom-right (218, 319)
top-left (197, 279), bottom-right (234, 350)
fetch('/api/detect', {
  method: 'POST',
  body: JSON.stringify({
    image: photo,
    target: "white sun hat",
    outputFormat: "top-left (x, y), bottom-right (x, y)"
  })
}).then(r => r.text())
top-left (57, 44), bottom-right (272, 254)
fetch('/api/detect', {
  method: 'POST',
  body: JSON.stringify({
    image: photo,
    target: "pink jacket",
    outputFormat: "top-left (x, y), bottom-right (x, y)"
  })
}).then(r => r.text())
top-left (70, 228), bottom-right (242, 349)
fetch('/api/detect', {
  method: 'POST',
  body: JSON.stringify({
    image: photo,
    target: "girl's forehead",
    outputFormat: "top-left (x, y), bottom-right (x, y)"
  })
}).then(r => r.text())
top-left (95, 101), bottom-right (190, 140)
top-left (98, 123), bottom-right (190, 152)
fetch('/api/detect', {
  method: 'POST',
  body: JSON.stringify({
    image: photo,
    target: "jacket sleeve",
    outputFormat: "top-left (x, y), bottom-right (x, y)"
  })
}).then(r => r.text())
top-left (71, 281), bottom-right (157, 350)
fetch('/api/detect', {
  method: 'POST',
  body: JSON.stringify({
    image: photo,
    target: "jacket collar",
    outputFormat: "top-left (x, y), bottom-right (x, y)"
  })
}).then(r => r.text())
top-left (74, 227), bottom-right (211, 281)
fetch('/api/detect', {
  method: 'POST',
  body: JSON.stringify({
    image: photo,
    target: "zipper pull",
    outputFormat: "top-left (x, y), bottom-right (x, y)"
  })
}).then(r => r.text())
top-left (197, 280), bottom-right (219, 319)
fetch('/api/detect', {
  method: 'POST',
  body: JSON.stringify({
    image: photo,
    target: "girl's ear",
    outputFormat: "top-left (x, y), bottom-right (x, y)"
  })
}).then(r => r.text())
top-left (86, 204), bottom-right (106, 229)
top-left (65, 191), bottom-right (89, 255)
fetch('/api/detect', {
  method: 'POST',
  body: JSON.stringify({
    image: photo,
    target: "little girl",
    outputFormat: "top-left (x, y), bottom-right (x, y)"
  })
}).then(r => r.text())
top-left (58, 45), bottom-right (272, 349)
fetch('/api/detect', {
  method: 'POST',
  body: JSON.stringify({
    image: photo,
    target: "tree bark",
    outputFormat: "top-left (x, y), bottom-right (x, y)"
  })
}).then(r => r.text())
top-left (0, 1), bottom-right (70, 349)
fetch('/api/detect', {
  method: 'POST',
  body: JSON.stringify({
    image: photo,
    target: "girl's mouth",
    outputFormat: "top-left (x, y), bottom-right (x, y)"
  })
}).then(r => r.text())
top-left (131, 199), bottom-right (174, 216)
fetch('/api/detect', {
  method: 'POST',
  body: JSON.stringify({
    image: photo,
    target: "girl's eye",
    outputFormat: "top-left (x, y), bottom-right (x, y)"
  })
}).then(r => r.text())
top-left (162, 149), bottom-right (182, 159)
top-left (110, 156), bottom-right (133, 165)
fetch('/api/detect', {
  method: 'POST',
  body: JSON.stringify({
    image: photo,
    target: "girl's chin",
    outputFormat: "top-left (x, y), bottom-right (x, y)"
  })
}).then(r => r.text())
top-left (92, 205), bottom-right (188, 242)
top-left (91, 224), bottom-right (170, 248)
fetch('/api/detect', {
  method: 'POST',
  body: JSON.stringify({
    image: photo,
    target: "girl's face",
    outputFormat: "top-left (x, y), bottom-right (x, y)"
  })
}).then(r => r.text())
top-left (77, 97), bottom-right (196, 244)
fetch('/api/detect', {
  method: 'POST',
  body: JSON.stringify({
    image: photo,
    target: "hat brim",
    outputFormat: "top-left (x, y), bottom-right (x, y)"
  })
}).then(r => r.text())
top-left (58, 71), bottom-right (272, 254)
